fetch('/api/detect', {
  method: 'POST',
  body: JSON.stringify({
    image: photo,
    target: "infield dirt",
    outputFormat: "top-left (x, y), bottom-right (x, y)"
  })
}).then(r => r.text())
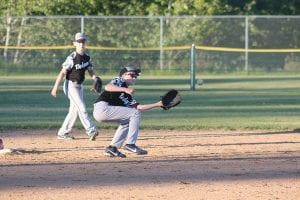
top-left (0, 129), bottom-right (299, 200)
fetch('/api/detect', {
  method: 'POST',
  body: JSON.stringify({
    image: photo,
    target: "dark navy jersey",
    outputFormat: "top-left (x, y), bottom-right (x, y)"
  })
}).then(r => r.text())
top-left (95, 77), bottom-right (138, 107)
top-left (62, 51), bottom-right (93, 84)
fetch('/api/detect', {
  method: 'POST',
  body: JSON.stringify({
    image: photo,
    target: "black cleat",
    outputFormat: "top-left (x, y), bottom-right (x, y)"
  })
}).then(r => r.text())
top-left (104, 145), bottom-right (126, 158)
top-left (123, 144), bottom-right (148, 155)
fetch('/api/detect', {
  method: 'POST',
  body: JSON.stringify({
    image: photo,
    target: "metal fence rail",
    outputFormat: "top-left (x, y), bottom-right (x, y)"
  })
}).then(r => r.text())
top-left (1, 16), bottom-right (300, 78)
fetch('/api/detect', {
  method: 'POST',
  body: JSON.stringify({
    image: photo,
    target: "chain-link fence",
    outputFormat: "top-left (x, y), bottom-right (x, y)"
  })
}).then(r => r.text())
top-left (0, 16), bottom-right (300, 75)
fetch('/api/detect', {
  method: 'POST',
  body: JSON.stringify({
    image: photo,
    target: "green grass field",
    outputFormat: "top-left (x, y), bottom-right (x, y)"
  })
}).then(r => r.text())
top-left (1, 74), bottom-right (300, 131)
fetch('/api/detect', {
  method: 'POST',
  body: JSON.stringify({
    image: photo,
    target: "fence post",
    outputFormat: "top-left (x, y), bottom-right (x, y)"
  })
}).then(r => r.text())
top-left (245, 16), bottom-right (249, 74)
top-left (160, 16), bottom-right (164, 70)
top-left (190, 44), bottom-right (196, 91)
top-left (81, 16), bottom-right (84, 33)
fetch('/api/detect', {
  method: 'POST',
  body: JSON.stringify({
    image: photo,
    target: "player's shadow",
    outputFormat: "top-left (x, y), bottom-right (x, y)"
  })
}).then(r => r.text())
top-left (1, 154), bottom-right (299, 189)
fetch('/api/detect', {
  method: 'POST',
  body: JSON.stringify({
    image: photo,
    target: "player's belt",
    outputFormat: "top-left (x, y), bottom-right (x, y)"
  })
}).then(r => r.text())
top-left (67, 79), bottom-right (82, 84)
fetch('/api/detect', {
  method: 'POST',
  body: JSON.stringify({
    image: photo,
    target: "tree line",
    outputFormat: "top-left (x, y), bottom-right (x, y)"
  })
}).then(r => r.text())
top-left (1, 0), bottom-right (300, 16)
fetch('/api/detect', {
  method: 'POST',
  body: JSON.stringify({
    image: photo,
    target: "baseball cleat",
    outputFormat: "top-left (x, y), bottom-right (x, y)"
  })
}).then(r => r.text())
top-left (88, 130), bottom-right (99, 141)
top-left (104, 145), bottom-right (126, 158)
top-left (57, 134), bottom-right (74, 140)
top-left (123, 144), bottom-right (148, 155)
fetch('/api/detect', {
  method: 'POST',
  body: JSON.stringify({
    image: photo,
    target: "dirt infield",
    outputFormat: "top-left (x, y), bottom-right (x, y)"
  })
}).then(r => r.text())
top-left (0, 129), bottom-right (299, 200)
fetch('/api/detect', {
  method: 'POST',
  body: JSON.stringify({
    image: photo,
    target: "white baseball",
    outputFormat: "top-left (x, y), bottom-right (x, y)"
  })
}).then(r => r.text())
top-left (197, 79), bottom-right (204, 85)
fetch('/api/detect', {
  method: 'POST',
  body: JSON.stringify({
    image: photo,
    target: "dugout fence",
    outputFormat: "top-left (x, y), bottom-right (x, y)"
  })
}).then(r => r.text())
top-left (0, 16), bottom-right (300, 89)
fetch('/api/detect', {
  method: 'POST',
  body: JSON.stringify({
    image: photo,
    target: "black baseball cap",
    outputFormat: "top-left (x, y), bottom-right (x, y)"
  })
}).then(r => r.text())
top-left (119, 67), bottom-right (141, 77)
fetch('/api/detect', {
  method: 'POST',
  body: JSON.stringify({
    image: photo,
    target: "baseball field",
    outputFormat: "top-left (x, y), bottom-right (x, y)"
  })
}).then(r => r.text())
top-left (0, 74), bottom-right (300, 199)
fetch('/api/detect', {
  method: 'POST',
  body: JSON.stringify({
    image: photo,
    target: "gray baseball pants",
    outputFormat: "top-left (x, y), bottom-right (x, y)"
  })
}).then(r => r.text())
top-left (58, 80), bottom-right (96, 136)
top-left (93, 101), bottom-right (141, 148)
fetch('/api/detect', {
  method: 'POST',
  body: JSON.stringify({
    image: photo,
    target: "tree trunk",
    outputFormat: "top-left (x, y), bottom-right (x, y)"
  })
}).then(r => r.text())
top-left (4, 15), bottom-right (12, 60)
top-left (14, 17), bottom-right (27, 64)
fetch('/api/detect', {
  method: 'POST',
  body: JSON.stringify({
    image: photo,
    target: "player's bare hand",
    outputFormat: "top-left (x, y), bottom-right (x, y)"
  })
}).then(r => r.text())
top-left (51, 88), bottom-right (58, 97)
top-left (124, 87), bottom-right (134, 96)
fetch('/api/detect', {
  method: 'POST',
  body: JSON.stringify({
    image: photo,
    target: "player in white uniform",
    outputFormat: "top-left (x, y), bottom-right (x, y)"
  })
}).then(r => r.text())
top-left (51, 32), bottom-right (98, 141)
top-left (93, 67), bottom-right (163, 158)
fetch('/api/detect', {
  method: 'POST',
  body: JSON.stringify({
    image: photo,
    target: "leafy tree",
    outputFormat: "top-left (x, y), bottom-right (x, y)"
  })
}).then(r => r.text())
top-left (1, 0), bottom-right (300, 16)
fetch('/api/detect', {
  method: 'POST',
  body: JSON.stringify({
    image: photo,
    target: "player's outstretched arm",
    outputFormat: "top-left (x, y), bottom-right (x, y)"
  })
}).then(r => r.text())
top-left (136, 101), bottom-right (163, 111)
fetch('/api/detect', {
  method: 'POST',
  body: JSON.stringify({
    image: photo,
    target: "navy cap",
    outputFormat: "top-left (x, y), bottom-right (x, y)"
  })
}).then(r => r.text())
top-left (119, 67), bottom-right (141, 77)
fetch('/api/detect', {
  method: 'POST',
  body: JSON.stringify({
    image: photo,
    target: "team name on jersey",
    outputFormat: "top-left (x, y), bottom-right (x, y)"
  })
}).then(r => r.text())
top-left (74, 61), bottom-right (90, 70)
top-left (119, 93), bottom-right (131, 106)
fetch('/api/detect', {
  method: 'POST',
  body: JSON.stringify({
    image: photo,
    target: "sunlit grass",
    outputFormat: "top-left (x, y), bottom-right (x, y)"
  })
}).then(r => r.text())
top-left (1, 74), bottom-right (300, 131)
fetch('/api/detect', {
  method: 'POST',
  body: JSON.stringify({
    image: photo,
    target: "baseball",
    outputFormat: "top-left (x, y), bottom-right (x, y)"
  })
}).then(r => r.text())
top-left (197, 79), bottom-right (204, 85)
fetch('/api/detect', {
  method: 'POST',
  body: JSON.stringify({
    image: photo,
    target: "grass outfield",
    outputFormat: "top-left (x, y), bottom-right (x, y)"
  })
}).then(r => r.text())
top-left (0, 74), bottom-right (300, 130)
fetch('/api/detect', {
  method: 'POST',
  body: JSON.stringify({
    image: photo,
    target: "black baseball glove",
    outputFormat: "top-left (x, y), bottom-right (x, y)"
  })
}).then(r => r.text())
top-left (92, 76), bottom-right (102, 93)
top-left (161, 89), bottom-right (181, 110)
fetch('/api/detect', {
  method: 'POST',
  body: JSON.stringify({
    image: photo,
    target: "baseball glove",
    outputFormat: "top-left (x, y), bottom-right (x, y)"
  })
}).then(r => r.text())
top-left (161, 89), bottom-right (181, 110)
top-left (92, 76), bottom-right (102, 93)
